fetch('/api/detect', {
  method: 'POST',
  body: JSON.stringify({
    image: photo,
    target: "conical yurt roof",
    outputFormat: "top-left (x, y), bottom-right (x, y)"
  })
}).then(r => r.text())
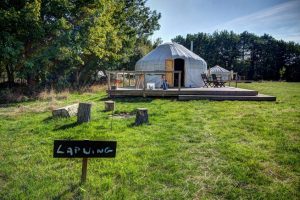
top-left (210, 65), bottom-right (230, 73)
top-left (135, 42), bottom-right (206, 70)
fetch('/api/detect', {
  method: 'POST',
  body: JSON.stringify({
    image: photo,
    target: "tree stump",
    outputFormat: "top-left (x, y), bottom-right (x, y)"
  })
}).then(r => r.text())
top-left (135, 108), bottom-right (148, 125)
top-left (77, 103), bottom-right (92, 123)
top-left (52, 103), bottom-right (79, 118)
top-left (104, 101), bottom-right (115, 111)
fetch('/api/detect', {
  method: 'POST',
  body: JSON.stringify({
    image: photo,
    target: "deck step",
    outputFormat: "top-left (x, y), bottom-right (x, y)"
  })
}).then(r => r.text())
top-left (108, 87), bottom-right (258, 97)
top-left (178, 94), bottom-right (276, 101)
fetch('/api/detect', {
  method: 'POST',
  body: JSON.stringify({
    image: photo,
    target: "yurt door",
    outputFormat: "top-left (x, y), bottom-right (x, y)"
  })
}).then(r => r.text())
top-left (165, 59), bottom-right (174, 87)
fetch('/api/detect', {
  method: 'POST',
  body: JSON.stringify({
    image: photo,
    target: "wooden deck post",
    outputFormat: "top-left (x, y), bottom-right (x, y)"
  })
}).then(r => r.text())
top-left (143, 72), bottom-right (146, 91)
top-left (143, 72), bottom-right (146, 97)
top-left (128, 73), bottom-right (131, 86)
top-left (122, 71), bottom-right (125, 88)
top-left (107, 71), bottom-right (111, 90)
top-left (178, 71), bottom-right (181, 91)
top-left (115, 72), bottom-right (118, 88)
top-left (235, 73), bottom-right (238, 88)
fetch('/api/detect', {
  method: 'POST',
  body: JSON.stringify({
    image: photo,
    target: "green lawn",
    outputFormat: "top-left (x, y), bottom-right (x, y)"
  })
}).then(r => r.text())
top-left (0, 82), bottom-right (299, 199)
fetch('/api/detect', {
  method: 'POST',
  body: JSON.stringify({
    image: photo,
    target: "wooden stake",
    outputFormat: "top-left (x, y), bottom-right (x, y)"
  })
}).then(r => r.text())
top-left (81, 158), bottom-right (88, 183)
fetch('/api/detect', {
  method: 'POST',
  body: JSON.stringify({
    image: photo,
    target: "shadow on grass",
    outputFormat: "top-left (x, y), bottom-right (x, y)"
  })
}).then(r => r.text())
top-left (98, 96), bottom-right (111, 101)
top-left (53, 121), bottom-right (79, 131)
top-left (53, 183), bottom-right (83, 200)
top-left (42, 116), bottom-right (55, 123)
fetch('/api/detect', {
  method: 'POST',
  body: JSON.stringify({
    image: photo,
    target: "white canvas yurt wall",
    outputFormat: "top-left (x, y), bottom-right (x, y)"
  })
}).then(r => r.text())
top-left (209, 65), bottom-right (231, 81)
top-left (135, 42), bottom-right (207, 87)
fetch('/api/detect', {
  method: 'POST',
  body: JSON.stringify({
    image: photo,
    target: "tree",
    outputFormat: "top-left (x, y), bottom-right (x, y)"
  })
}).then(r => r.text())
top-left (0, 0), bottom-right (161, 90)
top-left (172, 31), bottom-right (300, 81)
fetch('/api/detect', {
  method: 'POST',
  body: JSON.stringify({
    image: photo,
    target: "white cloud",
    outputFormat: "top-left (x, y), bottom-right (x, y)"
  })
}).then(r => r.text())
top-left (212, 0), bottom-right (300, 43)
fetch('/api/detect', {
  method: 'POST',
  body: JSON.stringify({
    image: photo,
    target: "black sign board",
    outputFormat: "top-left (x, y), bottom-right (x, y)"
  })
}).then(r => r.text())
top-left (53, 140), bottom-right (117, 158)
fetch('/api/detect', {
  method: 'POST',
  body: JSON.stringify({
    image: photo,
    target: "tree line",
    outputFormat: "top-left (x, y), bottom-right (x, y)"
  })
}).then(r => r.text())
top-left (0, 0), bottom-right (161, 90)
top-left (172, 31), bottom-right (300, 81)
top-left (1, 1), bottom-right (299, 94)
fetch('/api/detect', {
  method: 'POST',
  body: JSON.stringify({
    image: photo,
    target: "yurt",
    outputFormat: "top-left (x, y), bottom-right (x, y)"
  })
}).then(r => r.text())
top-left (209, 65), bottom-right (231, 81)
top-left (135, 42), bottom-right (207, 88)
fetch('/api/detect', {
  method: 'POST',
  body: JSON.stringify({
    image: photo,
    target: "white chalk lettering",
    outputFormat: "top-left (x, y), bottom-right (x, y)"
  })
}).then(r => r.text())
top-left (67, 147), bottom-right (73, 156)
top-left (105, 147), bottom-right (113, 153)
top-left (74, 147), bottom-right (80, 154)
top-left (97, 149), bottom-right (104, 154)
top-left (56, 144), bottom-right (64, 154)
top-left (83, 147), bottom-right (91, 155)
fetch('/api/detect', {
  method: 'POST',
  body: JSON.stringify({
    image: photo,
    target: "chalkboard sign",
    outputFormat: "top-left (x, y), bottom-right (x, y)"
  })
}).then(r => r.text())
top-left (53, 140), bottom-right (117, 158)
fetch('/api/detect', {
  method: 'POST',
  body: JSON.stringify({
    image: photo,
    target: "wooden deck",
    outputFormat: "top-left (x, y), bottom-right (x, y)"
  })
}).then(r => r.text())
top-left (107, 87), bottom-right (276, 101)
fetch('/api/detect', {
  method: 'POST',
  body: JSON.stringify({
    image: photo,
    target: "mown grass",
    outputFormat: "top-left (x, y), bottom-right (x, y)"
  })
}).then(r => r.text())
top-left (0, 82), bottom-right (299, 199)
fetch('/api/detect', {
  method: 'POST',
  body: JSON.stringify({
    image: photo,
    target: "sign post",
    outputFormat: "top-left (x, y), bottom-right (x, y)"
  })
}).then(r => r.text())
top-left (81, 158), bottom-right (88, 183)
top-left (53, 140), bottom-right (117, 183)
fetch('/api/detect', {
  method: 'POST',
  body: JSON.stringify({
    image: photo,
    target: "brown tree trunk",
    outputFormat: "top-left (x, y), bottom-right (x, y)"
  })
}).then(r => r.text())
top-left (5, 64), bottom-right (14, 87)
top-left (77, 103), bottom-right (92, 123)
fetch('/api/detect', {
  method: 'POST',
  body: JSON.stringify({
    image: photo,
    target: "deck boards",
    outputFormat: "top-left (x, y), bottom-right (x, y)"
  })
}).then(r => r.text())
top-left (107, 87), bottom-right (276, 101)
top-left (178, 94), bottom-right (276, 101)
top-left (108, 87), bottom-right (258, 97)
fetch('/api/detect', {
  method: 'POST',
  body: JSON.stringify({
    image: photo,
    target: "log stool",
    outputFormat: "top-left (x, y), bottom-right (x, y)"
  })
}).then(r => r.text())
top-left (135, 108), bottom-right (148, 125)
top-left (104, 101), bottom-right (115, 111)
top-left (77, 103), bottom-right (92, 123)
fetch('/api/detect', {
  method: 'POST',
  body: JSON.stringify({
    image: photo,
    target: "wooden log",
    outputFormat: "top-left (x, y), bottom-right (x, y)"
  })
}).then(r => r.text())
top-left (52, 103), bottom-right (79, 118)
top-left (104, 101), bottom-right (115, 111)
top-left (77, 103), bottom-right (92, 123)
top-left (135, 108), bottom-right (148, 125)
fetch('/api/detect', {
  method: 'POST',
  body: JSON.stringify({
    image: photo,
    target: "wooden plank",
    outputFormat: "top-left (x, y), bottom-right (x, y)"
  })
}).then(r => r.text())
top-left (178, 94), bottom-right (276, 101)
top-left (128, 73), bottom-right (131, 86)
top-left (107, 88), bottom-right (259, 97)
top-left (165, 59), bottom-right (174, 87)
top-left (114, 72), bottom-right (117, 88)
top-left (107, 71), bottom-right (111, 90)
top-left (123, 71), bottom-right (125, 87)
top-left (81, 158), bottom-right (88, 183)
top-left (143, 72), bottom-right (146, 91)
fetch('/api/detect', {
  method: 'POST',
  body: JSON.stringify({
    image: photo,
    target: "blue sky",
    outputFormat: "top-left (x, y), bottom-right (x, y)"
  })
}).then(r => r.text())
top-left (146, 0), bottom-right (300, 43)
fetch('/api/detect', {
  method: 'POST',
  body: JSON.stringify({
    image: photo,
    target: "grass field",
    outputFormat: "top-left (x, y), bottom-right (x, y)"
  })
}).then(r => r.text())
top-left (0, 82), bottom-right (299, 199)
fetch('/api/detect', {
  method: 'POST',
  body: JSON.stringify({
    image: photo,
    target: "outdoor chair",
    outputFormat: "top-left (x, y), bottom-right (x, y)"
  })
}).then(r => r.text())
top-left (211, 74), bottom-right (226, 87)
top-left (201, 74), bottom-right (213, 87)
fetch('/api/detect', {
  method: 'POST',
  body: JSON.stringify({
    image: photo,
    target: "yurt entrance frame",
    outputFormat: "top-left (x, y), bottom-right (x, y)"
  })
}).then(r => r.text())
top-left (174, 58), bottom-right (185, 87)
top-left (165, 58), bottom-right (185, 87)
